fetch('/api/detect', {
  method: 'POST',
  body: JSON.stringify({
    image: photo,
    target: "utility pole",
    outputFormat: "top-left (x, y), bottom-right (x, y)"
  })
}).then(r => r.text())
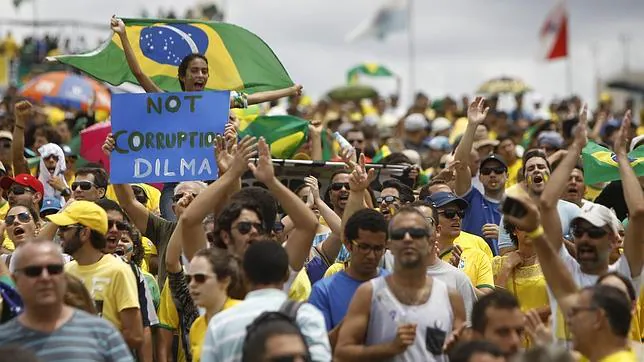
top-left (619, 33), bottom-right (630, 73)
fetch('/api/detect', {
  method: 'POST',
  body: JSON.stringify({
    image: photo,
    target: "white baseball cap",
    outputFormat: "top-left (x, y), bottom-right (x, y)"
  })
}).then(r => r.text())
top-left (571, 202), bottom-right (618, 235)
top-left (404, 113), bottom-right (428, 132)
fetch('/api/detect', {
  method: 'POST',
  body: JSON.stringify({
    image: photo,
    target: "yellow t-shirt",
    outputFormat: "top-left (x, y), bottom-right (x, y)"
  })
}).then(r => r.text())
top-left (159, 279), bottom-right (187, 362)
top-left (288, 268), bottom-right (312, 302)
top-left (454, 231), bottom-right (494, 261)
top-left (491, 256), bottom-right (549, 312)
top-left (598, 350), bottom-right (638, 362)
top-left (505, 159), bottom-right (523, 189)
top-left (189, 298), bottom-right (240, 362)
top-left (65, 254), bottom-right (140, 330)
top-left (441, 247), bottom-right (494, 290)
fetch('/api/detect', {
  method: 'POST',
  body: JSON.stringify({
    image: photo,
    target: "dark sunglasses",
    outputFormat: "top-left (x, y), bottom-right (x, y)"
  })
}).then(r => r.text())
top-left (351, 240), bottom-right (386, 254)
top-left (9, 185), bottom-right (34, 195)
top-left (440, 209), bottom-right (465, 219)
top-left (43, 154), bottom-right (59, 161)
top-left (5, 211), bottom-right (31, 225)
top-left (71, 181), bottom-right (95, 191)
top-left (330, 182), bottom-right (350, 191)
top-left (0, 141), bottom-right (11, 149)
top-left (184, 273), bottom-right (213, 284)
top-left (18, 264), bottom-right (64, 277)
top-left (172, 192), bottom-right (198, 203)
top-left (58, 224), bottom-right (83, 233)
top-left (439, 163), bottom-right (447, 169)
top-left (108, 220), bottom-right (129, 231)
top-left (480, 167), bottom-right (506, 175)
top-left (390, 227), bottom-right (430, 240)
top-left (571, 225), bottom-right (608, 239)
top-left (233, 221), bottom-right (263, 235)
top-left (377, 195), bottom-right (400, 204)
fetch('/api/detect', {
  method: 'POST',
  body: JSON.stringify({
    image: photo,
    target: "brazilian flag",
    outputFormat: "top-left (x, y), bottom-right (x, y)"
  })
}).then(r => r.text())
top-left (347, 63), bottom-right (394, 84)
top-left (582, 141), bottom-right (644, 184)
top-left (50, 18), bottom-right (293, 93)
top-left (239, 115), bottom-right (310, 159)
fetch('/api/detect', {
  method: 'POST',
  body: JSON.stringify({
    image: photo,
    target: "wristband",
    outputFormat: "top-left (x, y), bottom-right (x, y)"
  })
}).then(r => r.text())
top-left (526, 226), bottom-right (544, 239)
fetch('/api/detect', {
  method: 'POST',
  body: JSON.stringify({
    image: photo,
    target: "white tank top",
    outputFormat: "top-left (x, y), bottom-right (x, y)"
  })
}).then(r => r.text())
top-left (366, 276), bottom-right (453, 362)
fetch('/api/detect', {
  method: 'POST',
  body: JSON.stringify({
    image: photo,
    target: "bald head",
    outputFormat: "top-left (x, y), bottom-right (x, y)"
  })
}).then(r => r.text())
top-left (12, 240), bottom-right (67, 309)
top-left (12, 240), bottom-right (65, 270)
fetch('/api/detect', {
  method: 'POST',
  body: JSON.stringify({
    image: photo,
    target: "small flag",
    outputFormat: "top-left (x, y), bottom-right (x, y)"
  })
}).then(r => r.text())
top-left (372, 144), bottom-right (392, 163)
top-left (346, 0), bottom-right (408, 42)
top-left (347, 63), bottom-right (395, 84)
top-left (49, 18), bottom-right (293, 94)
top-left (581, 142), bottom-right (644, 184)
top-left (540, 1), bottom-right (568, 61)
top-left (239, 115), bottom-right (309, 159)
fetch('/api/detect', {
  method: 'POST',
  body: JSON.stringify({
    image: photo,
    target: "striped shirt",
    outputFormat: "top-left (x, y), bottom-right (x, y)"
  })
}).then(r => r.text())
top-left (0, 308), bottom-right (134, 362)
top-left (200, 288), bottom-right (331, 362)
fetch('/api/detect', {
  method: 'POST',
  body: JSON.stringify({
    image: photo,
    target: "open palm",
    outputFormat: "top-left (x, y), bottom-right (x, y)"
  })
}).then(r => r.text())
top-left (248, 137), bottom-right (275, 184)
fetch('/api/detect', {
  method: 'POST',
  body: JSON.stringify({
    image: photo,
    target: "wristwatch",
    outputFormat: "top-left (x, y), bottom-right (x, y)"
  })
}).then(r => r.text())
top-left (61, 188), bottom-right (72, 197)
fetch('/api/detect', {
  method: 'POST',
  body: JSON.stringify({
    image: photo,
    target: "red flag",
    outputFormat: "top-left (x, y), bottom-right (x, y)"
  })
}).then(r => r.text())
top-left (540, 2), bottom-right (568, 60)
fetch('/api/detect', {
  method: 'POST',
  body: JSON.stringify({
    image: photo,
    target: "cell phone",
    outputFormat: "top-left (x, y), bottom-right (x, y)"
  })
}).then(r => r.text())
top-left (501, 196), bottom-right (527, 218)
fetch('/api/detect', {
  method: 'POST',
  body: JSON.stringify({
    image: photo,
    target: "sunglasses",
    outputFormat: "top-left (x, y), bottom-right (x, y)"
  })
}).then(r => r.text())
top-left (330, 182), bottom-right (350, 191)
top-left (5, 211), bottom-right (31, 225)
top-left (571, 225), bottom-right (608, 239)
top-left (71, 181), bottom-right (95, 191)
top-left (108, 220), bottom-right (129, 231)
top-left (480, 167), bottom-right (506, 175)
top-left (350, 240), bottom-right (386, 254)
top-left (0, 141), bottom-right (11, 149)
top-left (58, 224), bottom-right (83, 233)
top-left (9, 185), bottom-right (34, 195)
top-left (377, 195), bottom-right (399, 204)
top-left (184, 273), bottom-right (214, 284)
top-left (440, 209), bottom-right (465, 219)
top-left (439, 163), bottom-right (447, 169)
top-left (172, 192), bottom-right (198, 203)
top-left (233, 221), bottom-right (263, 235)
top-left (390, 227), bottom-right (429, 240)
top-left (18, 264), bottom-right (64, 277)
top-left (43, 154), bottom-right (59, 162)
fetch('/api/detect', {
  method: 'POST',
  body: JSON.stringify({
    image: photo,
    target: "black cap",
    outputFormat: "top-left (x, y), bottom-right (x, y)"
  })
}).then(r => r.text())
top-left (480, 153), bottom-right (507, 169)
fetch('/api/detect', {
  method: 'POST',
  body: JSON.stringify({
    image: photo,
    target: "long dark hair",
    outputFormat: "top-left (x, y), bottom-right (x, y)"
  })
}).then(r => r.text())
top-left (178, 53), bottom-right (208, 90)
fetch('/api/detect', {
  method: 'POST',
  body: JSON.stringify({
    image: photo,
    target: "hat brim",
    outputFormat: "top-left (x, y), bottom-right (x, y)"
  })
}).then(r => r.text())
top-left (481, 158), bottom-right (507, 169)
top-left (570, 215), bottom-right (608, 230)
top-left (436, 198), bottom-right (469, 210)
top-left (46, 213), bottom-right (77, 227)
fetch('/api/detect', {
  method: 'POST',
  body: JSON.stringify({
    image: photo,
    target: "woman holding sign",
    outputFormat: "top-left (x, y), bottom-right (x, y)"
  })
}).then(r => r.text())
top-left (110, 17), bottom-right (302, 108)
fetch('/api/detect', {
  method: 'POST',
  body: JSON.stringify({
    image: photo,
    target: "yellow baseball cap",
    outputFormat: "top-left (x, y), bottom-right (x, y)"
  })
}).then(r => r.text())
top-left (47, 200), bottom-right (108, 235)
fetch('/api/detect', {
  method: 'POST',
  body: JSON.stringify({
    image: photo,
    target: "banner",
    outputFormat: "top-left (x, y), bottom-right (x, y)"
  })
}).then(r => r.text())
top-left (110, 91), bottom-right (229, 183)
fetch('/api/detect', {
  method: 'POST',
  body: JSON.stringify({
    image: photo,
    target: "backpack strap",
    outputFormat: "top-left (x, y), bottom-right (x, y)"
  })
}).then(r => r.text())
top-left (278, 299), bottom-right (303, 321)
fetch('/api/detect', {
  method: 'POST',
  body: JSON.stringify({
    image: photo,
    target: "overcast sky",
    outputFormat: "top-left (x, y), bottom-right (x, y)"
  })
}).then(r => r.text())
top-left (1, 0), bottom-right (643, 107)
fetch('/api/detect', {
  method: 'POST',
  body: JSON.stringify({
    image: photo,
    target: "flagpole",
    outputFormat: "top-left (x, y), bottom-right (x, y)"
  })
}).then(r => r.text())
top-left (407, 0), bottom-right (415, 100)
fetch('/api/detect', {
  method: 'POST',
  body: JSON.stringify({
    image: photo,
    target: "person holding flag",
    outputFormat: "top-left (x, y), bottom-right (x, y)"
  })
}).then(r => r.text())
top-left (110, 16), bottom-right (302, 107)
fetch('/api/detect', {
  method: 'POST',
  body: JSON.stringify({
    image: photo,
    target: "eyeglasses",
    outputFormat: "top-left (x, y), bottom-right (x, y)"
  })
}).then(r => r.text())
top-left (480, 167), bottom-right (507, 175)
top-left (233, 221), bottom-right (263, 235)
top-left (571, 225), bottom-right (608, 239)
top-left (377, 195), bottom-right (400, 204)
top-left (9, 185), bottom-right (35, 195)
top-left (390, 227), bottom-right (430, 240)
top-left (108, 220), bottom-right (129, 231)
top-left (439, 209), bottom-right (465, 219)
top-left (5, 211), bottom-right (31, 225)
top-left (184, 273), bottom-right (215, 284)
top-left (58, 224), bottom-right (83, 233)
top-left (71, 181), bottom-right (95, 191)
top-left (17, 264), bottom-right (64, 277)
top-left (330, 182), bottom-right (350, 191)
top-left (350, 240), bottom-right (386, 254)
top-left (172, 192), bottom-right (198, 203)
top-left (43, 154), bottom-right (59, 162)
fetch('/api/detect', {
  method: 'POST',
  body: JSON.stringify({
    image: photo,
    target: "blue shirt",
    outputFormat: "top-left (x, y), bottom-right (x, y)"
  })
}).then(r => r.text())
top-left (308, 269), bottom-right (388, 331)
top-left (461, 187), bottom-right (501, 255)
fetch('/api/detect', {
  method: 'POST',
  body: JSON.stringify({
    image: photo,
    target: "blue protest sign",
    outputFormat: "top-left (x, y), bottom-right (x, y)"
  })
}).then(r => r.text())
top-left (110, 91), bottom-right (229, 184)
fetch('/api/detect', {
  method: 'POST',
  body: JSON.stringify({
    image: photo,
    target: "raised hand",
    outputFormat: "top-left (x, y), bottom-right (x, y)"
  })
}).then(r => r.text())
top-left (525, 309), bottom-right (553, 346)
top-left (102, 133), bottom-right (116, 155)
top-left (502, 193), bottom-right (541, 234)
top-left (348, 153), bottom-right (375, 192)
top-left (573, 103), bottom-right (589, 148)
top-left (467, 96), bottom-right (489, 125)
top-left (248, 137), bottom-right (275, 184)
top-left (308, 119), bottom-right (323, 137)
top-left (304, 175), bottom-right (321, 202)
top-left (110, 16), bottom-right (126, 36)
top-left (227, 135), bottom-right (257, 177)
top-left (14, 100), bottom-right (34, 126)
top-left (614, 110), bottom-right (631, 158)
top-left (291, 84), bottom-right (303, 96)
top-left (339, 145), bottom-right (357, 171)
top-left (214, 135), bottom-right (234, 175)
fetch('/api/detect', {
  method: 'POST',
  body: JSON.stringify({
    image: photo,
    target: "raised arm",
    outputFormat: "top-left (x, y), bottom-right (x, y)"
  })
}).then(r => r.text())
top-left (614, 110), bottom-right (644, 277)
top-left (249, 138), bottom-right (318, 271)
top-left (305, 175), bottom-right (343, 261)
top-left (12, 101), bottom-right (31, 175)
top-left (308, 120), bottom-right (324, 161)
top-left (539, 104), bottom-right (588, 251)
top-left (103, 133), bottom-right (151, 233)
top-left (342, 154), bottom-right (376, 232)
top-left (453, 97), bottom-right (488, 196)
top-left (111, 16), bottom-right (162, 93)
top-left (181, 136), bottom-right (257, 260)
top-left (505, 191), bottom-right (579, 312)
top-left (165, 196), bottom-right (195, 274)
top-left (245, 85), bottom-right (302, 107)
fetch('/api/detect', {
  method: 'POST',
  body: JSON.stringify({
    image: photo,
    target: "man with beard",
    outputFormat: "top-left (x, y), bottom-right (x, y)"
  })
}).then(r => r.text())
top-left (497, 148), bottom-right (580, 255)
top-left (335, 206), bottom-right (465, 362)
top-left (46, 201), bottom-right (144, 352)
top-left (378, 179), bottom-right (414, 221)
top-left (537, 108), bottom-right (643, 345)
top-left (325, 170), bottom-right (351, 218)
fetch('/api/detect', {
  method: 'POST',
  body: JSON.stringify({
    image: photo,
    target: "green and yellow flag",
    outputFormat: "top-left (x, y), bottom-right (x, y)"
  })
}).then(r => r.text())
top-left (239, 115), bottom-right (309, 159)
top-left (50, 18), bottom-right (293, 93)
top-left (347, 63), bottom-right (394, 84)
top-left (581, 141), bottom-right (644, 184)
